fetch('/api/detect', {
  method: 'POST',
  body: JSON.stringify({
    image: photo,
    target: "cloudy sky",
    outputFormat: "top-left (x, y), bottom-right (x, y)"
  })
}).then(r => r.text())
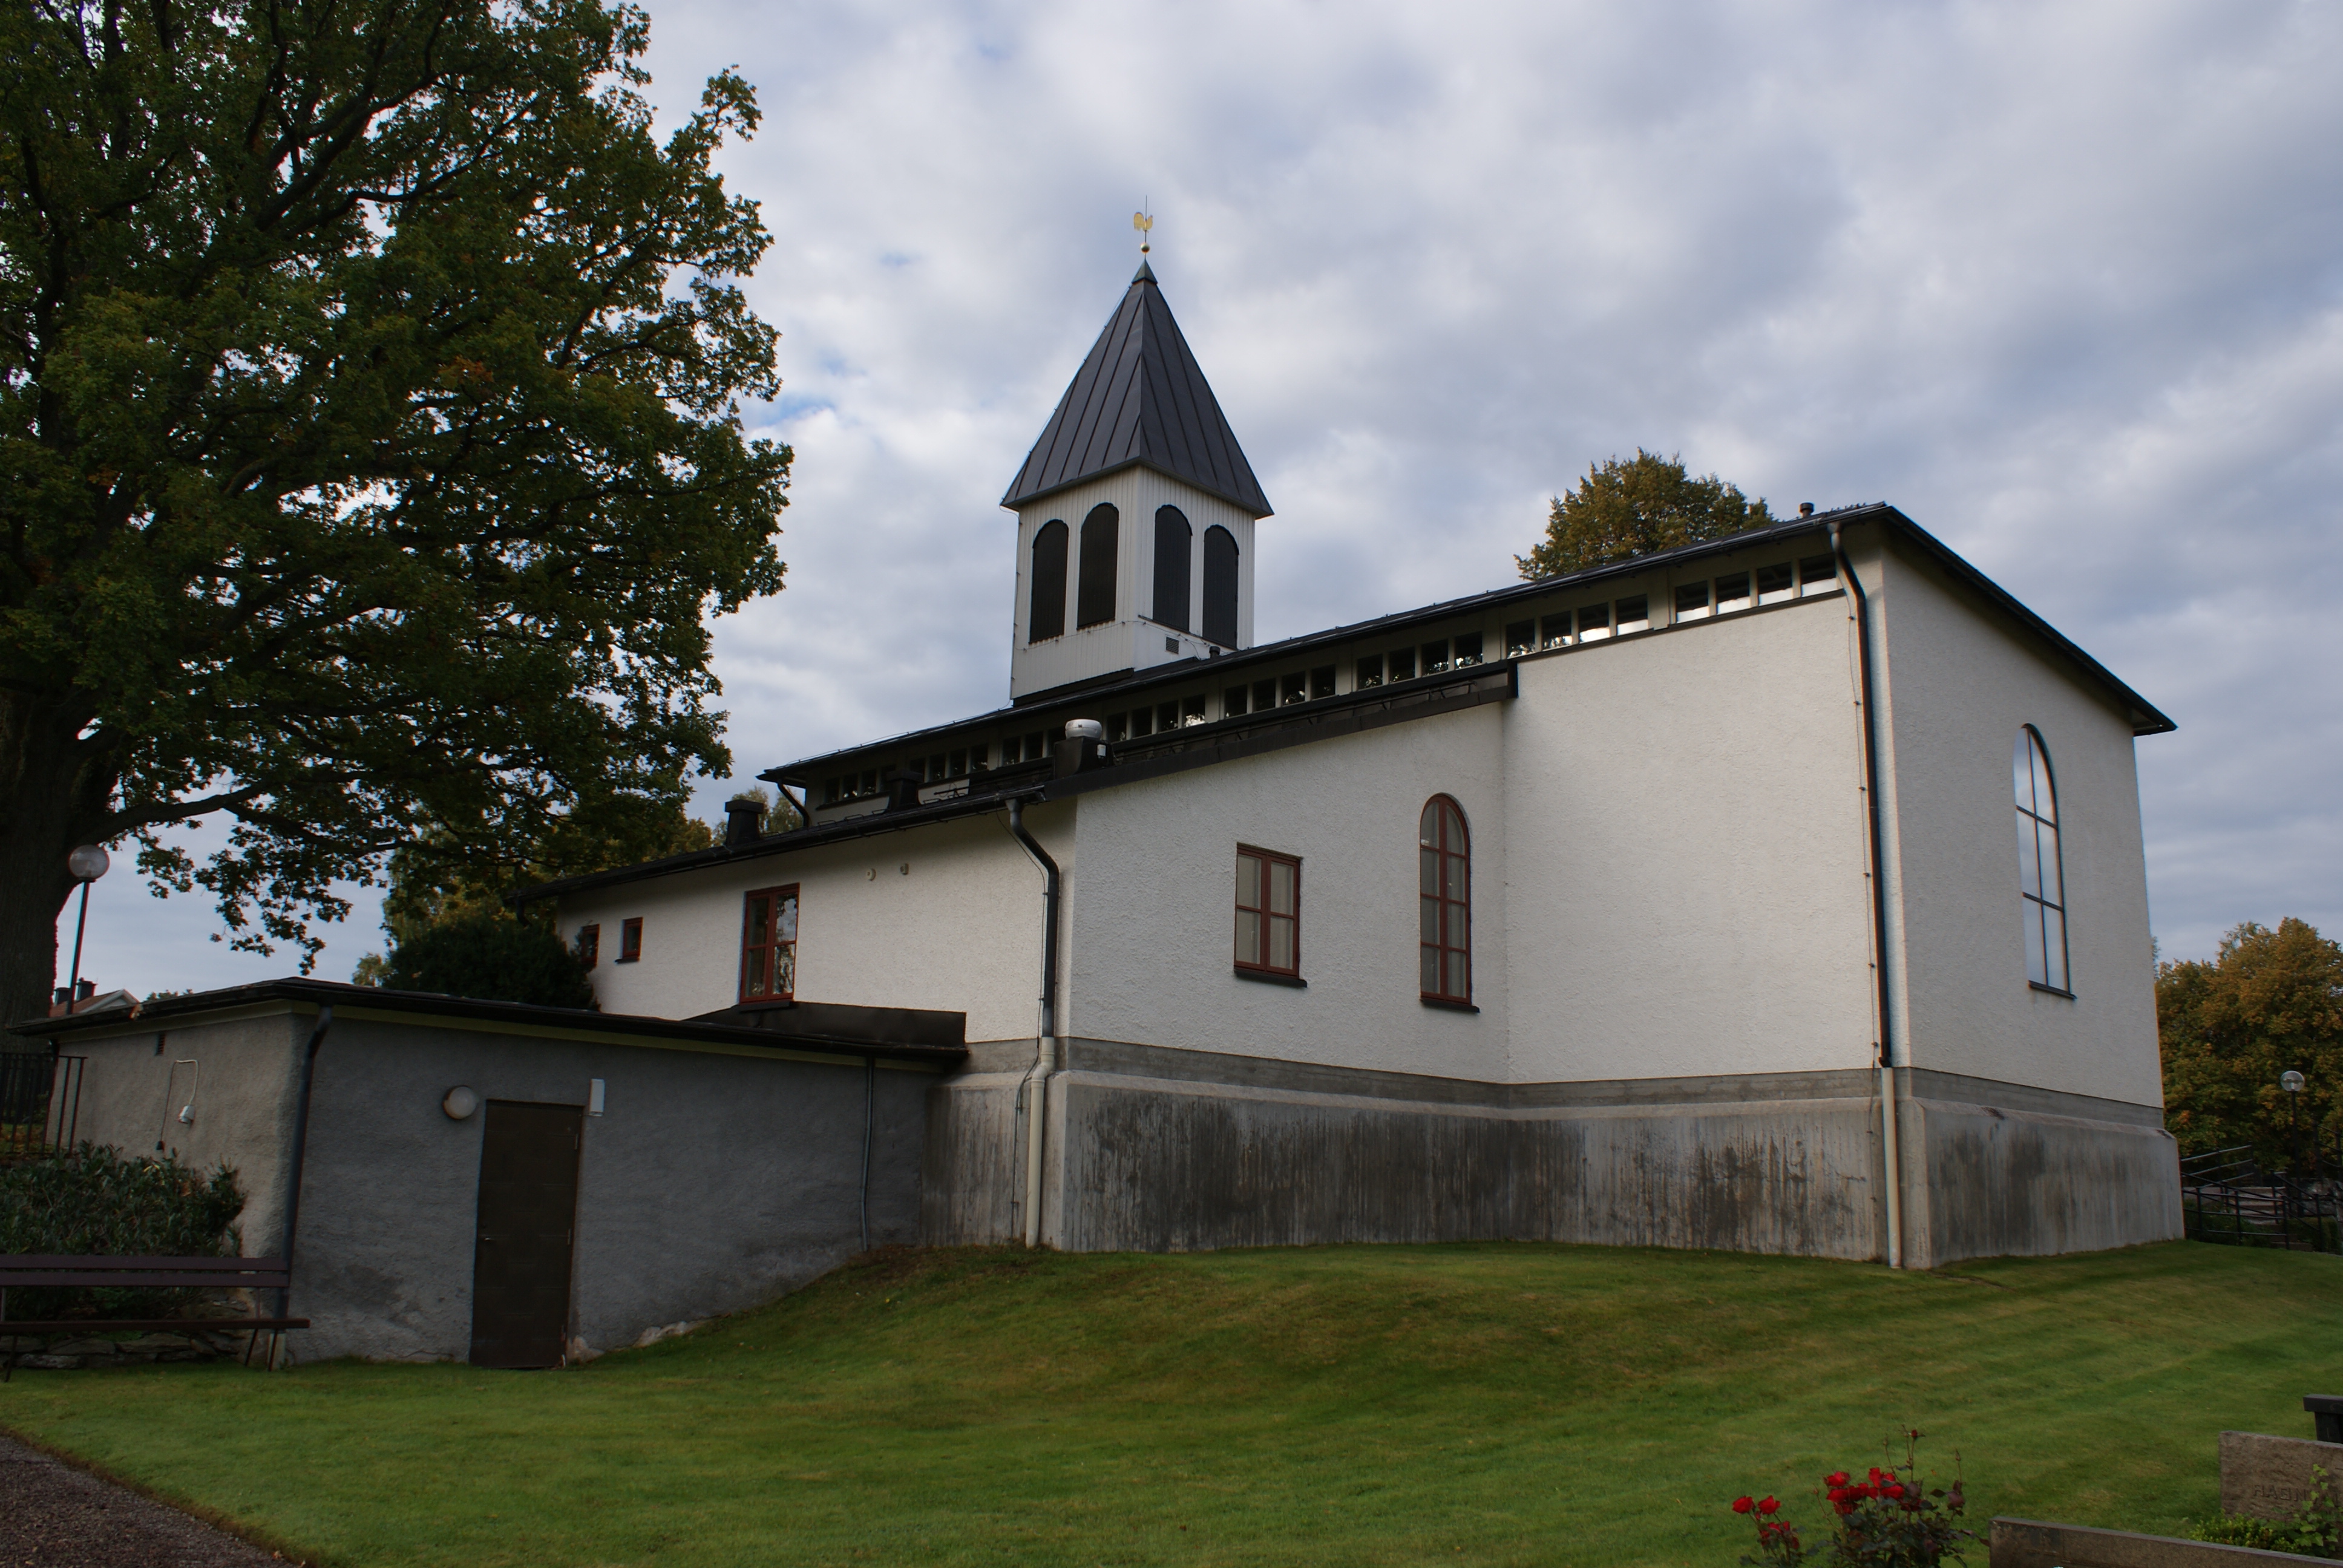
top-left (71, 0), bottom-right (2343, 995)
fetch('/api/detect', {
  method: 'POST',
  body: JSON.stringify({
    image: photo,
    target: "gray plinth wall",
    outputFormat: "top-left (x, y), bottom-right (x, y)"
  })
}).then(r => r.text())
top-left (28, 985), bottom-right (956, 1363)
top-left (925, 1039), bottom-right (2181, 1268)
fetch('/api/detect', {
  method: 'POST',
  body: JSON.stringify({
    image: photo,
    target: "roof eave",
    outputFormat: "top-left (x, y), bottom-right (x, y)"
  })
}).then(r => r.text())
top-left (1000, 455), bottom-right (1273, 519)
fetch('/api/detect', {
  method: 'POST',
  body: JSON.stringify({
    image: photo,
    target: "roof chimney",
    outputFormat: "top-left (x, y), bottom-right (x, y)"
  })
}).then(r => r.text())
top-left (1798, 501), bottom-right (1815, 517)
top-left (724, 797), bottom-right (765, 848)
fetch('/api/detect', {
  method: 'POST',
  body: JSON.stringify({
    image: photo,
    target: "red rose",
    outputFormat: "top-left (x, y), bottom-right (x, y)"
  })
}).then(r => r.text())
top-left (1758, 1497), bottom-right (1780, 1515)
top-left (1825, 1472), bottom-right (1850, 1486)
top-left (1886, 1485), bottom-right (1904, 1499)
top-left (1733, 1497), bottom-right (1754, 1515)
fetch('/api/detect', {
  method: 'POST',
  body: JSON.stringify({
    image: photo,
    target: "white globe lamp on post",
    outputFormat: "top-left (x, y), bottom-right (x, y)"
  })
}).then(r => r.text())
top-left (63, 845), bottom-right (110, 1015)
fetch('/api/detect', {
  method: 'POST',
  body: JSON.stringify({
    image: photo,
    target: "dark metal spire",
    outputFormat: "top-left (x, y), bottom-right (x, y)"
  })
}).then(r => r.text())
top-left (1001, 269), bottom-right (1272, 518)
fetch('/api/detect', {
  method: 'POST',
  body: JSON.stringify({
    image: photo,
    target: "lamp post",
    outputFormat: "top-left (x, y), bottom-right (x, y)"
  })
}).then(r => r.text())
top-left (2281, 1070), bottom-right (2308, 1181)
top-left (63, 845), bottom-right (109, 1013)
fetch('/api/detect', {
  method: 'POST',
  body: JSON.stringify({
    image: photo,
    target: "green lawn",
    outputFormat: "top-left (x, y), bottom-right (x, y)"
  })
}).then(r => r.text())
top-left (1, 1240), bottom-right (2335, 1567)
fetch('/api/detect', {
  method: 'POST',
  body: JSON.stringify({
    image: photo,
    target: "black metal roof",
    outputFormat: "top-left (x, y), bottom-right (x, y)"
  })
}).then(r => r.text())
top-left (7, 978), bottom-right (967, 1067)
top-left (1000, 261), bottom-right (1273, 518)
top-left (759, 504), bottom-right (2175, 787)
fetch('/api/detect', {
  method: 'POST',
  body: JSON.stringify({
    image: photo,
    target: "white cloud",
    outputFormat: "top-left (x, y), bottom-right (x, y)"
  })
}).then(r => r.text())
top-left (73, 0), bottom-right (2343, 995)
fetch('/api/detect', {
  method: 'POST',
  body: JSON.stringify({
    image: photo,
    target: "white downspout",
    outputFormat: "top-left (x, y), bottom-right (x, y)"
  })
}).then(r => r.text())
top-left (1831, 521), bottom-right (1906, 1270)
top-left (1004, 796), bottom-right (1061, 1249)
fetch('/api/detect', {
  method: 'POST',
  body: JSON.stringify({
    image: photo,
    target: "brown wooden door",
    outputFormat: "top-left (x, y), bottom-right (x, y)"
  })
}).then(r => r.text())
top-left (469, 1100), bottom-right (583, 1369)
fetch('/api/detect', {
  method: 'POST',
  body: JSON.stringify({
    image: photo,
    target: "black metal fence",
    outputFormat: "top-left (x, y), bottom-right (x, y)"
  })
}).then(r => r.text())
top-left (2182, 1145), bottom-right (2341, 1255)
top-left (0, 1051), bottom-right (82, 1160)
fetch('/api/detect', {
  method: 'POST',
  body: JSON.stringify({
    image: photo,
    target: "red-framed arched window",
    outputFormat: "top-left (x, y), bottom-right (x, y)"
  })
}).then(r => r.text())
top-left (1419, 795), bottom-right (1470, 1005)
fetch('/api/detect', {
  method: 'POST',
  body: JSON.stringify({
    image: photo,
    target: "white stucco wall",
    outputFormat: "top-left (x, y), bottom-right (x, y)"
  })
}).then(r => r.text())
top-left (555, 808), bottom-right (1064, 1042)
top-left (1064, 705), bottom-right (1512, 1080)
top-left (1870, 540), bottom-right (2163, 1108)
top-left (1502, 596), bottom-right (1878, 1084)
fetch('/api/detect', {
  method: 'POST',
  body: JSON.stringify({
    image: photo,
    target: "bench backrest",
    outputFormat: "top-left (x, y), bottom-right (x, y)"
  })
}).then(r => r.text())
top-left (0, 1255), bottom-right (292, 1290)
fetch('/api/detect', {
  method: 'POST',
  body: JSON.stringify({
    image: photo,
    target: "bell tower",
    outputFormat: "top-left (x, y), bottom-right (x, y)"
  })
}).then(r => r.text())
top-left (1002, 260), bottom-right (1273, 702)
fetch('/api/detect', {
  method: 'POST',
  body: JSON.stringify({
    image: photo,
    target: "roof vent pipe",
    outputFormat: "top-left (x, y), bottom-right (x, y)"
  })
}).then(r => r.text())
top-left (1799, 501), bottom-right (1816, 517)
top-left (724, 798), bottom-right (764, 848)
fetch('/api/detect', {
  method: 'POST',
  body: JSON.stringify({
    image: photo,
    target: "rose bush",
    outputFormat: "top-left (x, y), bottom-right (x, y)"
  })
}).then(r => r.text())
top-left (1732, 1432), bottom-right (1978, 1567)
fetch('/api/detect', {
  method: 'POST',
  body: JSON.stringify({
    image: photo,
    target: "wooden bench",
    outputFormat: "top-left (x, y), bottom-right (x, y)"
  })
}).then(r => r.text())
top-left (0, 1255), bottom-right (309, 1378)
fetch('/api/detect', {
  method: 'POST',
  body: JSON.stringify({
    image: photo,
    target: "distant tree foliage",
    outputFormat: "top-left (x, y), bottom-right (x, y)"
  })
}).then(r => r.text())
top-left (0, 0), bottom-right (791, 1025)
top-left (382, 910), bottom-right (595, 1009)
top-left (1517, 450), bottom-right (1775, 580)
top-left (2158, 919), bottom-right (2341, 1173)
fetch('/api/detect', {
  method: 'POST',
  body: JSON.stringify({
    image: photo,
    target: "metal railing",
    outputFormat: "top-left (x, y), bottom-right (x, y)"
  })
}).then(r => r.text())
top-left (0, 1052), bottom-right (82, 1161)
top-left (2182, 1145), bottom-right (2341, 1255)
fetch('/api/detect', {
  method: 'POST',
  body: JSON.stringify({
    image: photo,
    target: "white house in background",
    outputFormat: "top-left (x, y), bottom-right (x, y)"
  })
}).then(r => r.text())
top-left (521, 261), bottom-right (2183, 1270)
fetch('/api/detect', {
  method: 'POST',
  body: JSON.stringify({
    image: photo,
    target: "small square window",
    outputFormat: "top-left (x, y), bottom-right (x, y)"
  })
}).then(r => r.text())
top-left (822, 779), bottom-right (841, 805)
top-left (1024, 731), bottom-right (1046, 762)
top-left (1505, 620), bottom-right (1535, 657)
top-left (859, 768), bottom-right (879, 796)
top-left (1389, 647), bottom-right (1417, 681)
top-left (1716, 572), bottom-right (1752, 611)
top-left (1184, 694), bottom-right (1208, 725)
top-left (1254, 678), bottom-right (1277, 712)
top-left (1452, 633), bottom-right (1484, 667)
top-left (1615, 596), bottom-right (1649, 633)
top-left (1421, 640), bottom-right (1450, 674)
top-left (1576, 604), bottom-right (1611, 641)
top-left (1281, 671), bottom-right (1307, 705)
top-left (577, 924), bottom-right (600, 969)
top-left (1800, 555), bottom-right (1838, 595)
top-left (1129, 706), bottom-right (1153, 738)
top-left (1356, 653), bottom-right (1384, 689)
top-left (1107, 713), bottom-right (1129, 742)
top-left (1675, 582), bottom-right (1711, 621)
top-left (1540, 615), bottom-right (1571, 650)
top-left (1158, 701), bottom-right (1181, 732)
top-left (1756, 563), bottom-right (1795, 604)
top-left (1223, 686), bottom-right (1249, 718)
top-left (929, 753), bottom-right (946, 782)
top-left (1310, 665), bottom-right (1337, 700)
top-left (1234, 845), bottom-right (1301, 978)
top-left (949, 748), bottom-right (968, 777)
top-left (618, 917), bottom-right (643, 963)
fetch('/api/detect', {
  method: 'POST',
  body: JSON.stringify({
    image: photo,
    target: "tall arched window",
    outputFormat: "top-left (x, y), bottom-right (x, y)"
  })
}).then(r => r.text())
top-left (1077, 504), bottom-right (1119, 629)
top-left (1152, 506), bottom-right (1191, 631)
top-left (2014, 725), bottom-right (2069, 993)
top-left (1420, 795), bottom-right (1471, 1005)
top-left (1202, 524), bottom-right (1239, 647)
top-left (1028, 520), bottom-right (1068, 643)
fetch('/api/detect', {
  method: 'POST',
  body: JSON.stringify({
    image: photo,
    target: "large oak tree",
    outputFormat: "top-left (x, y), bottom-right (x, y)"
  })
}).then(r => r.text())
top-left (2159, 918), bottom-right (2341, 1174)
top-left (0, 0), bottom-right (790, 1022)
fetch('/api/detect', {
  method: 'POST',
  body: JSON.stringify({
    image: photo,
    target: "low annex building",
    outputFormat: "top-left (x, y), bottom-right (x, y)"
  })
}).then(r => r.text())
top-left (525, 261), bottom-right (2184, 1270)
top-left (14, 981), bottom-right (962, 1365)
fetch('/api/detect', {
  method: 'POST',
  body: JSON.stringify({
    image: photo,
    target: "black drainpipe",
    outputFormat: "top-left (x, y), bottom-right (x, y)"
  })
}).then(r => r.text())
top-left (1004, 794), bottom-right (1060, 1248)
top-left (1829, 521), bottom-right (1904, 1269)
top-left (277, 1005), bottom-right (335, 1319)
top-left (858, 1054), bottom-right (874, 1253)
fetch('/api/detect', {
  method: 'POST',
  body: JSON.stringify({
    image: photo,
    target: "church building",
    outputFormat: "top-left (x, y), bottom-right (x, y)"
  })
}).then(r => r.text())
top-left (525, 261), bottom-right (2183, 1270)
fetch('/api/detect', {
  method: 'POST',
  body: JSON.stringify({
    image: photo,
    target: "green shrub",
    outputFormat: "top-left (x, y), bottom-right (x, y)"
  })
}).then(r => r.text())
top-left (384, 911), bottom-right (596, 1008)
top-left (0, 1143), bottom-right (244, 1319)
top-left (2187, 1466), bottom-right (2339, 1559)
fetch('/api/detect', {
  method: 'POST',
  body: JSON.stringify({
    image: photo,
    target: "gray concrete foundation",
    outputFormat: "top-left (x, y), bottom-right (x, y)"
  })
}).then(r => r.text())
top-left (926, 1039), bottom-right (2181, 1265)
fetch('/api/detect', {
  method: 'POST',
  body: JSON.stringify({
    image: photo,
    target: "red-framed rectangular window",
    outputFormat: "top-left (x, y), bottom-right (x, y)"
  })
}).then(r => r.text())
top-left (1234, 846), bottom-right (1300, 978)
top-left (618, 916), bottom-right (643, 963)
top-left (577, 924), bottom-right (600, 969)
top-left (741, 885), bottom-right (799, 1002)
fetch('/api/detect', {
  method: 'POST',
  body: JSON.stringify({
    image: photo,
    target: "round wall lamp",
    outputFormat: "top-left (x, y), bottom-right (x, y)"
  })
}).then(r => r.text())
top-left (442, 1086), bottom-right (480, 1120)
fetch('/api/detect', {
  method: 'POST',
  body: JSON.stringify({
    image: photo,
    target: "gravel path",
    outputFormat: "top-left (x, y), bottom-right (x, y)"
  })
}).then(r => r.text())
top-left (0, 1434), bottom-right (293, 1567)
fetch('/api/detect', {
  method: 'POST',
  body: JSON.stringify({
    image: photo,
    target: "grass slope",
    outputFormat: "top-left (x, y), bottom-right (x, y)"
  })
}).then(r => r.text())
top-left (0, 1241), bottom-right (2335, 1567)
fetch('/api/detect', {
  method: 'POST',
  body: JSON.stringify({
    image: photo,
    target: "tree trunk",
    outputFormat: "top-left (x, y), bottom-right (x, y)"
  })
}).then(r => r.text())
top-left (0, 692), bottom-right (120, 1028)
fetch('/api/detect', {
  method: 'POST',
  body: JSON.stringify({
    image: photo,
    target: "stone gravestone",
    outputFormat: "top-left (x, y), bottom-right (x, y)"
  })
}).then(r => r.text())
top-left (2218, 1431), bottom-right (2343, 1522)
